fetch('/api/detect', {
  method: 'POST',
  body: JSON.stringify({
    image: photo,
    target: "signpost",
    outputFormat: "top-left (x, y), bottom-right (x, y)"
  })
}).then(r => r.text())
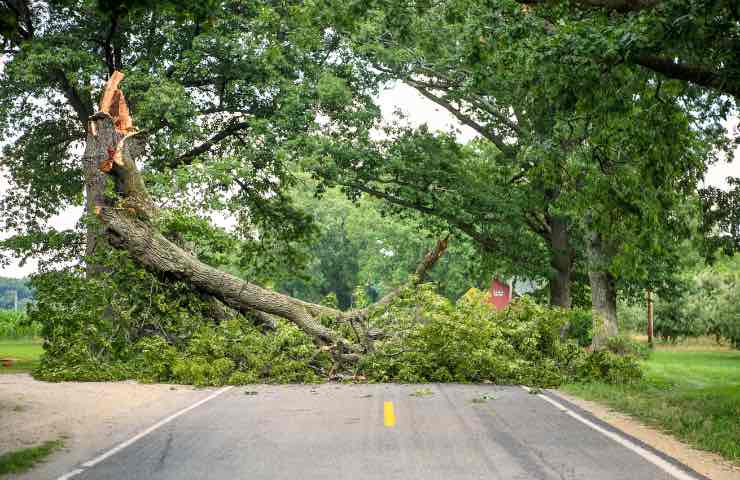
top-left (647, 290), bottom-right (654, 348)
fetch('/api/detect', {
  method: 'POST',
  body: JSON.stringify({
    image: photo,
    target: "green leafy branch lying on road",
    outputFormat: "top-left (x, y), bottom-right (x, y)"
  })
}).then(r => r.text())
top-left (0, 440), bottom-right (63, 476)
top-left (562, 348), bottom-right (740, 466)
top-left (31, 262), bottom-right (641, 388)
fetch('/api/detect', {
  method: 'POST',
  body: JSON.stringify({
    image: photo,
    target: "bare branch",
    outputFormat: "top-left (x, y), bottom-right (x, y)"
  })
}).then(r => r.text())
top-left (168, 121), bottom-right (251, 168)
top-left (410, 84), bottom-right (518, 157)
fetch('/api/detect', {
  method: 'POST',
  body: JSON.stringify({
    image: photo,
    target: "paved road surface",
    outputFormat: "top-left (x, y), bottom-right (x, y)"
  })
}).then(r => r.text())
top-left (63, 384), bottom-right (701, 480)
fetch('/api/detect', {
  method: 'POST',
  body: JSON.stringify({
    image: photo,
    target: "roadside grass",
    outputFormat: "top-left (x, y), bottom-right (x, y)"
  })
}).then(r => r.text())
top-left (562, 346), bottom-right (740, 465)
top-left (0, 440), bottom-right (63, 476)
top-left (0, 339), bottom-right (43, 374)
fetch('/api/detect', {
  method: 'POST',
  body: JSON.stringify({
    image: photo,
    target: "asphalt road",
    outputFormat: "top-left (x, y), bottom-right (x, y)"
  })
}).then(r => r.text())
top-left (67, 384), bottom-right (702, 480)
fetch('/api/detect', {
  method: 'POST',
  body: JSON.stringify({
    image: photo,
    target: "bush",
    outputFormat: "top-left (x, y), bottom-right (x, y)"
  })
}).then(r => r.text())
top-left (564, 308), bottom-right (593, 347)
top-left (0, 310), bottom-right (41, 339)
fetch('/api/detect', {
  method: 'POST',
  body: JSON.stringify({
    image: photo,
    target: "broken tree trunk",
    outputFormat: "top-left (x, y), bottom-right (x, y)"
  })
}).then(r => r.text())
top-left (87, 72), bottom-right (448, 362)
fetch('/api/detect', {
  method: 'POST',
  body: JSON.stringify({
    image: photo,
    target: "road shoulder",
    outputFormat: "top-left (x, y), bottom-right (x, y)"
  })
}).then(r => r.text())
top-left (0, 373), bottom-right (221, 480)
top-left (554, 390), bottom-right (740, 480)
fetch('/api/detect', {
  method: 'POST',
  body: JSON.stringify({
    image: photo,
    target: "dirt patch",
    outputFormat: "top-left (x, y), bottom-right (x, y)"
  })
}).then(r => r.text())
top-left (0, 374), bottom-right (218, 479)
top-left (556, 390), bottom-right (740, 480)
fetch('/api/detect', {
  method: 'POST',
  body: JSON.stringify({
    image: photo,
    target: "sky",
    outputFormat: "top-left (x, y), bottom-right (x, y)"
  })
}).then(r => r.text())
top-left (1, 82), bottom-right (738, 278)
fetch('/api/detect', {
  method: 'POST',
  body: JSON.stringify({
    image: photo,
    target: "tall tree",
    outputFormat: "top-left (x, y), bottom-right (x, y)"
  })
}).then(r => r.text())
top-left (76, 74), bottom-right (449, 363)
top-left (0, 0), bottom-right (376, 277)
top-left (314, 0), bottom-right (727, 345)
top-left (516, 0), bottom-right (740, 100)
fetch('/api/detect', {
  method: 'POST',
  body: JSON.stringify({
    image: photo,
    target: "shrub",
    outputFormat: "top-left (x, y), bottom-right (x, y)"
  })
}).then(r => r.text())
top-left (358, 287), bottom-right (641, 387)
top-left (0, 310), bottom-right (41, 339)
top-left (604, 335), bottom-right (651, 360)
top-left (564, 308), bottom-right (593, 347)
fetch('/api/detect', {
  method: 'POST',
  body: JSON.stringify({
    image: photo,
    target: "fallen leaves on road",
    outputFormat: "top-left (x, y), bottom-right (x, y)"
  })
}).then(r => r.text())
top-left (410, 388), bottom-right (434, 397)
top-left (472, 393), bottom-right (497, 404)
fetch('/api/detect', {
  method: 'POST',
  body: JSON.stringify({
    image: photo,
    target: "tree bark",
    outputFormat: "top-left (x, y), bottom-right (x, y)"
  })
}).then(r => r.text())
top-left (547, 215), bottom-right (573, 309)
top-left (82, 112), bottom-right (124, 275)
top-left (587, 231), bottom-right (619, 349)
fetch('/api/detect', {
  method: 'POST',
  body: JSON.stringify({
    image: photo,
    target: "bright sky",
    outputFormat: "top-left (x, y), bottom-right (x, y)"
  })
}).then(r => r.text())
top-left (1, 82), bottom-right (738, 277)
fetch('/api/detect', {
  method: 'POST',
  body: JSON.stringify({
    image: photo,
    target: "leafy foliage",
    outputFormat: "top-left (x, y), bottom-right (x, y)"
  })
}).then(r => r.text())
top-left (564, 307), bottom-right (594, 347)
top-left (30, 260), bottom-right (641, 386)
top-left (30, 257), bottom-right (330, 384)
top-left (359, 289), bottom-right (641, 387)
top-left (0, 309), bottom-right (41, 339)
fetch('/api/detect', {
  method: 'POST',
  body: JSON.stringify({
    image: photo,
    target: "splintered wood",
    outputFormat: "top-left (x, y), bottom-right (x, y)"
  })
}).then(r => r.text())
top-left (95, 70), bottom-right (135, 172)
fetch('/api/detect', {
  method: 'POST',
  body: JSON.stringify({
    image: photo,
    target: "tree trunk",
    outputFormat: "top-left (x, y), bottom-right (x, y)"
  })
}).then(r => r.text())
top-left (588, 231), bottom-right (619, 349)
top-left (547, 215), bottom-right (573, 309)
top-left (82, 117), bottom-right (122, 274)
top-left (82, 72), bottom-right (127, 275)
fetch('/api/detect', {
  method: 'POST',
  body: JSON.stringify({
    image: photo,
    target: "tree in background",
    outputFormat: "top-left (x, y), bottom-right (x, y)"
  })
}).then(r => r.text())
top-left (276, 179), bottom-right (489, 309)
top-left (314, 0), bottom-right (728, 346)
top-left (0, 277), bottom-right (32, 310)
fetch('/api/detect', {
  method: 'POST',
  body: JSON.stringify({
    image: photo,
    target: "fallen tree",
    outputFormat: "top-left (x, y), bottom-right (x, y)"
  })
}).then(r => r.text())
top-left (29, 72), bottom-right (644, 387)
top-left (88, 72), bottom-right (448, 364)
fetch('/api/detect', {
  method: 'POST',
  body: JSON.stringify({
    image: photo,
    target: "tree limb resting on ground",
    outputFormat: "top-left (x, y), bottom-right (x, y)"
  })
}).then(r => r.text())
top-left (88, 71), bottom-right (449, 363)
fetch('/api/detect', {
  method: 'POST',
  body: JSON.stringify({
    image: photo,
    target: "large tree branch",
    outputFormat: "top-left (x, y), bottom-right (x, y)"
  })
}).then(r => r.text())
top-left (168, 121), bottom-right (251, 168)
top-left (410, 84), bottom-right (518, 157)
top-left (635, 54), bottom-right (740, 99)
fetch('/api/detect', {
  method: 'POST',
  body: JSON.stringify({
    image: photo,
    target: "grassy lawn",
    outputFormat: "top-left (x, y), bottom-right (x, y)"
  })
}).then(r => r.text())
top-left (0, 440), bottom-right (63, 476)
top-left (562, 346), bottom-right (740, 465)
top-left (0, 339), bottom-right (43, 374)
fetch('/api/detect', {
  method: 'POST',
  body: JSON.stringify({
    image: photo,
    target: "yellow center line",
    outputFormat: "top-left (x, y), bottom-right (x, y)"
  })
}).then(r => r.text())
top-left (383, 401), bottom-right (396, 427)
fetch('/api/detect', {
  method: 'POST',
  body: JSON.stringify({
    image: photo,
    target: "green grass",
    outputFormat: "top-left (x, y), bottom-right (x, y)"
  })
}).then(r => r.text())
top-left (0, 440), bottom-right (63, 476)
top-left (0, 339), bottom-right (43, 374)
top-left (562, 347), bottom-right (740, 465)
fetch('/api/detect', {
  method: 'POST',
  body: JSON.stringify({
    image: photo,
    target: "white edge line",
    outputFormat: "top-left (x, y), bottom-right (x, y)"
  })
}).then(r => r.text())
top-left (521, 386), bottom-right (698, 480)
top-left (56, 468), bottom-right (85, 480)
top-left (56, 385), bottom-right (233, 479)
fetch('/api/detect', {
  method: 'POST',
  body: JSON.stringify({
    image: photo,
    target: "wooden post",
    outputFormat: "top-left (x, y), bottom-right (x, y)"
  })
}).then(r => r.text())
top-left (647, 289), bottom-right (654, 348)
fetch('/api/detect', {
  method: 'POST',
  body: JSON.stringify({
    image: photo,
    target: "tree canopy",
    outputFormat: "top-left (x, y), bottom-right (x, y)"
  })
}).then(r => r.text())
top-left (0, 0), bottom-right (736, 383)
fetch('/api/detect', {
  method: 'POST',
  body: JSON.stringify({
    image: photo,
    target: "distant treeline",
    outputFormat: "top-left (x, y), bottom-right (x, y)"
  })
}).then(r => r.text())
top-left (0, 277), bottom-right (33, 310)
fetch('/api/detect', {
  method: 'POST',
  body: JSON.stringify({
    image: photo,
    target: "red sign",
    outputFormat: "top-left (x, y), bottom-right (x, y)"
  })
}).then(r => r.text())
top-left (488, 279), bottom-right (511, 310)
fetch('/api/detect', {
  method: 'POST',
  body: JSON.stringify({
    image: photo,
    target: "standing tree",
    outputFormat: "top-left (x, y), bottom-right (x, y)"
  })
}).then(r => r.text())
top-left (0, 0), bottom-right (376, 278)
top-left (313, 0), bottom-right (728, 346)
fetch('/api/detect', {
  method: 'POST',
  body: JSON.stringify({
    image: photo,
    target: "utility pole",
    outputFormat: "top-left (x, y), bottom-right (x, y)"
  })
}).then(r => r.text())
top-left (646, 289), bottom-right (654, 348)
